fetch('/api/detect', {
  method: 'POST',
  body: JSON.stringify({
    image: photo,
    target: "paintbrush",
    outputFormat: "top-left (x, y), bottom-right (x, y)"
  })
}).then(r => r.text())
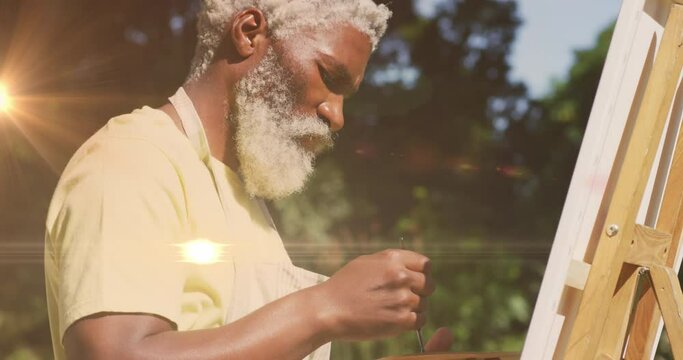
top-left (399, 236), bottom-right (425, 353)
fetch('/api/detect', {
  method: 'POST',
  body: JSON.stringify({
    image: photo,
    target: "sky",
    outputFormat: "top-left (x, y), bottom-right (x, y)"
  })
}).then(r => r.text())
top-left (509, 0), bottom-right (623, 98)
top-left (414, 0), bottom-right (624, 98)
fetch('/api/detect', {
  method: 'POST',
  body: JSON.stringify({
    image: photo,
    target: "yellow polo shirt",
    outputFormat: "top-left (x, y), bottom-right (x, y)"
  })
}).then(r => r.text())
top-left (44, 106), bottom-right (321, 359)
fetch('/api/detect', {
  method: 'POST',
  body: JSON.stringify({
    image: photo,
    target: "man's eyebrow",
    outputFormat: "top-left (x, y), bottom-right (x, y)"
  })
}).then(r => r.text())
top-left (318, 53), bottom-right (360, 96)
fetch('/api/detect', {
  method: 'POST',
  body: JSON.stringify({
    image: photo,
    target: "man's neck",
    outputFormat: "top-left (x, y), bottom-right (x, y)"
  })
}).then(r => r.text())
top-left (160, 70), bottom-right (239, 172)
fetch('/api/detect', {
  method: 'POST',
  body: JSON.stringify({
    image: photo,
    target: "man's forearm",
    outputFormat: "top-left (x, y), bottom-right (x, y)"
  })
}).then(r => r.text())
top-left (66, 285), bottom-right (332, 360)
top-left (137, 286), bottom-right (331, 360)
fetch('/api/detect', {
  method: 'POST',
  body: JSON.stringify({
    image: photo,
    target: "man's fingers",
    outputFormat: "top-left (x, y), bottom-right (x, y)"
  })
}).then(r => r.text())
top-left (407, 271), bottom-right (435, 296)
top-left (404, 251), bottom-right (431, 274)
top-left (400, 291), bottom-right (428, 312)
top-left (415, 296), bottom-right (428, 313)
top-left (424, 327), bottom-right (454, 353)
top-left (382, 249), bottom-right (431, 273)
top-left (413, 311), bottom-right (428, 330)
top-left (398, 309), bottom-right (428, 330)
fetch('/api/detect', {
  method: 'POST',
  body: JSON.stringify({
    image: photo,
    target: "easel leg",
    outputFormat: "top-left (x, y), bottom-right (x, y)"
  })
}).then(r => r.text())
top-left (649, 265), bottom-right (683, 358)
top-left (597, 266), bottom-right (644, 359)
top-left (623, 284), bottom-right (660, 360)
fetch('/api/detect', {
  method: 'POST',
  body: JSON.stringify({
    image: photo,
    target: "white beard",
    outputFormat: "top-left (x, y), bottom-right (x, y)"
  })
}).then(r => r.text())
top-left (231, 48), bottom-right (334, 200)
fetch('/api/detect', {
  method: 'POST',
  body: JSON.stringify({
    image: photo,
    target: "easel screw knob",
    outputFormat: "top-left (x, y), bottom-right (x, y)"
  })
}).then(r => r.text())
top-left (606, 224), bottom-right (620, 237)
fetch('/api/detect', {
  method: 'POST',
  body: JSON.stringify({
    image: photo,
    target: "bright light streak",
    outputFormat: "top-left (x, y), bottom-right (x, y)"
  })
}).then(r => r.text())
top-left (177, 238), bottom-right (227, 264)
top-left (0, 84), bottom-right (11, 112)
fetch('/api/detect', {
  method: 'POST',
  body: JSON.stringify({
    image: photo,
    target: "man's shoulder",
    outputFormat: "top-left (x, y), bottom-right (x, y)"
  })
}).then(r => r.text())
top-left (46, 107), bottom-right (198, 229)
top-left (68, 106), bottom-right (195, 171)
top-left (100, 106), bottom-right (187, 153)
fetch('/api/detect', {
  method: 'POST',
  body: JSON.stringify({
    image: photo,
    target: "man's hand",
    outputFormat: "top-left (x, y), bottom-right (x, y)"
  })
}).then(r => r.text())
top-left (313, 249), bottom-right (435, 341)
top-left (424, 327), bottom-right (454, 352)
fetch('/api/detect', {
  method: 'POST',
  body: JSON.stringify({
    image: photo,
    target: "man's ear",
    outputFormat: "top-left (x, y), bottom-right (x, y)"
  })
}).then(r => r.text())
top-left (230, 8), bottom-right (268, 58)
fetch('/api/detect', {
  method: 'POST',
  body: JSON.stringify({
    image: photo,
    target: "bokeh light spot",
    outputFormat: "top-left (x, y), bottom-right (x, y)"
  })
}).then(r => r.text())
top-left (177, 238), bottom-right (227, 264)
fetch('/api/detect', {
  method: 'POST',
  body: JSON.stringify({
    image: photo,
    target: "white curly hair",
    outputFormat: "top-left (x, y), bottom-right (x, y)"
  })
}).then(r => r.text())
top-left (187, 0), bottom-right (392, 81)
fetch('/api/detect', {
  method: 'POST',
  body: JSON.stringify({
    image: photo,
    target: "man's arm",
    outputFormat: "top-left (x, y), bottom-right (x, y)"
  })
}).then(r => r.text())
top-left (64, 249), bottom-right (434, 360)
top-left (64, 285), bottom-right (330, 360)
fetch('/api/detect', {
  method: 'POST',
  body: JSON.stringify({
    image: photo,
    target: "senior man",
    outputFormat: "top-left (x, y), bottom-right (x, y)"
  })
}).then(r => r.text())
top-left (45, 1), bottom-right (453, 359)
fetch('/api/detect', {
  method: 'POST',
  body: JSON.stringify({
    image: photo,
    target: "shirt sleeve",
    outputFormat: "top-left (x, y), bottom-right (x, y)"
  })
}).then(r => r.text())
top-left (48, 137), bottom-right (188, 343)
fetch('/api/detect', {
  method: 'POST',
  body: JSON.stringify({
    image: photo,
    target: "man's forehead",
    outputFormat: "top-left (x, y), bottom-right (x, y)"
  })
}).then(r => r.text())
top-left (300, 24), bottom-right (373, 56)
top-left (307, 25), bottom-right (372, 78)
top-left (286, 23), bottom-right (372, 57)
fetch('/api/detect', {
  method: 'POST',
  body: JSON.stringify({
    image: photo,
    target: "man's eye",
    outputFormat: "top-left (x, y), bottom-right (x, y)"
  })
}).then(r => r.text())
top-left (318, 65), bottom-right (336, 90)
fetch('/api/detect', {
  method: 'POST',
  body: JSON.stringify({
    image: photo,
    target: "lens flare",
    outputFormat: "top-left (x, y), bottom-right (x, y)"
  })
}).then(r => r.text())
top-left (0, 84), bottom-right (11, 112)
top-left (177, 238), bottom-right (228, 264)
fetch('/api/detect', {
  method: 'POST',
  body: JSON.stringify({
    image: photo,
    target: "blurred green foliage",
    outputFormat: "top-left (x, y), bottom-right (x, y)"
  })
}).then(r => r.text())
top-left (3, 1), bottom-right (674, 359)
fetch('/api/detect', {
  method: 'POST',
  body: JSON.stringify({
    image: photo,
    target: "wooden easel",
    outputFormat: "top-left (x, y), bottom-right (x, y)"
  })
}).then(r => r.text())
top-left (560, 1), bottom-right (683, 358)
top-left (380, 1), bottom-right (683, 359)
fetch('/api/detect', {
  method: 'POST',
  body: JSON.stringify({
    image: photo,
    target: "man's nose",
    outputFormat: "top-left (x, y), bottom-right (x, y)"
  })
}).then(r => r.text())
top-left (317, 94), bottom-right (345, 132)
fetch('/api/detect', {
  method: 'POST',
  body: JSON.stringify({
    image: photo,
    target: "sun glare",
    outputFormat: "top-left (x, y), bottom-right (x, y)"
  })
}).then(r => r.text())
top-left (0, 84), bottom-right (11, 112)
top-left (177, 238), bottom-right (227, 264)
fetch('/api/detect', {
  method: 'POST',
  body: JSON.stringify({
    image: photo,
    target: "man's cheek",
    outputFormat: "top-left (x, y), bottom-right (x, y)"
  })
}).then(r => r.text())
top-left (287, 66), bottom-right (319, 109)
